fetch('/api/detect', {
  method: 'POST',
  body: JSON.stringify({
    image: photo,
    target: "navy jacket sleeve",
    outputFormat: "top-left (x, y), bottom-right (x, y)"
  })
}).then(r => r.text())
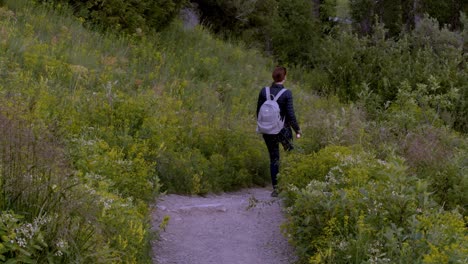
top-left (281, 90), bottom-right (301, 133)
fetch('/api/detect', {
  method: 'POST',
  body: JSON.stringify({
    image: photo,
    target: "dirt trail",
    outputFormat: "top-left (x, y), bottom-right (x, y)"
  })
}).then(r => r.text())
top-left (151, 188), bottom-right (297, 264)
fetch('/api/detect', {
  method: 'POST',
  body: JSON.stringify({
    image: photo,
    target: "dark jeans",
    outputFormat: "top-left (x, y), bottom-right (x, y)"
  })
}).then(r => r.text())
top-left (263, 127), bottom-right (293, 188)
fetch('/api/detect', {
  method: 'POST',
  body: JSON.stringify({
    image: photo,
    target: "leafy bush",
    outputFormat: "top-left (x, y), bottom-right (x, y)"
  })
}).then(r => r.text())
top-left (279, 145), bottom-right (354, 191)
top-left (280, 146), bottom-right (468, 263)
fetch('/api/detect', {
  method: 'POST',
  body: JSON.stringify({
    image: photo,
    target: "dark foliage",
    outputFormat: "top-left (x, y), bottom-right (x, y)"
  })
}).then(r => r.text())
top-left (350, 0), bottom-right (466, 36)
top-left (42, 0), bottom-right (186, 33)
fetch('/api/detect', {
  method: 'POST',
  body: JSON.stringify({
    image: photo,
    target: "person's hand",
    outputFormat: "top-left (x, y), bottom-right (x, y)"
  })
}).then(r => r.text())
top-left (296, 131), bottom-right (302, 139)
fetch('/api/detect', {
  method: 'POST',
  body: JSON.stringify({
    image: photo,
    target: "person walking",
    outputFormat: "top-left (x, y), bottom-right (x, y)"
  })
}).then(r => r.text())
top-left (256, 66), bottom-right (301, 197)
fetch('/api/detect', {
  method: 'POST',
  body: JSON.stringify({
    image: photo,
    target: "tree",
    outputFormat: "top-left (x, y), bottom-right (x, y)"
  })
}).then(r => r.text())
top-left (349, 0), bottom-right (374, 35)
top-left (377, 0), bottom-right (403, 36)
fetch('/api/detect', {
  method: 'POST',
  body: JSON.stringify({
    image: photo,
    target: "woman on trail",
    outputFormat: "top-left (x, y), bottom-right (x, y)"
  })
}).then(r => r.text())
top-left (256, 66), bottom-right (301, 197)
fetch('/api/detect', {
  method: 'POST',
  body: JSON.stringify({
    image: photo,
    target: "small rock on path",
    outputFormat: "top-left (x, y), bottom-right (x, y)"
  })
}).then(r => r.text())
top-left (151, 188), bottom-right (297, 264)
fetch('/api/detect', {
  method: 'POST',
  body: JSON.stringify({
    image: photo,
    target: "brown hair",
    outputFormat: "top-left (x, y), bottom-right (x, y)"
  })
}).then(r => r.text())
top-left (272, 66), bottom-right (287, 83)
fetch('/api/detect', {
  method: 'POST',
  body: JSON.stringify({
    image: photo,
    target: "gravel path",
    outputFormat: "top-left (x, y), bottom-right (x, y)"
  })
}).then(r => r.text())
top-left (151, 188), bottom-right (297, 264)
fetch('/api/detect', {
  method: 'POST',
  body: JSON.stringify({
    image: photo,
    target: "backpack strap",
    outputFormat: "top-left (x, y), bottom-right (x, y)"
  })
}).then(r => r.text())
top-left (273, 88), bottom-right (287, 101)
top-left (265, 87), bottom-right (273, 101)
top-left (265, 87), bottom-right (287, 101)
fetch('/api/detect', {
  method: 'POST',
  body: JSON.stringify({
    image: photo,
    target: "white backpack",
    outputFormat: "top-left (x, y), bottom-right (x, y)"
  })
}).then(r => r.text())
top-left (257, 87), bottom-right (287, 134)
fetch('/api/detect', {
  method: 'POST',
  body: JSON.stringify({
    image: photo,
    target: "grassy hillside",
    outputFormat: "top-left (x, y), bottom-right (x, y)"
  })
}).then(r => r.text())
top-left (0, 0), bottom-right (279, 262)
top-left (0, 0), bottom-right (466, 263)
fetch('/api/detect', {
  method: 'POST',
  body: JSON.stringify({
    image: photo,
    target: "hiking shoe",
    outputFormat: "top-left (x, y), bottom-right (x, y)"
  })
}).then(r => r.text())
top-left (271, 189), bottom-right (278, 197)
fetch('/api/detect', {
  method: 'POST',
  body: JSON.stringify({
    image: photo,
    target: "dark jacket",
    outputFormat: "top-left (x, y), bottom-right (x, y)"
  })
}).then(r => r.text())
top-left (256, 83), bottom-right (301, 133)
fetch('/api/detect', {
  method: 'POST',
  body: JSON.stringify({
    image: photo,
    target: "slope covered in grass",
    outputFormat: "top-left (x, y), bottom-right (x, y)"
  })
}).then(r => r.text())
top-left (0, 0), bottom-right (281, 262)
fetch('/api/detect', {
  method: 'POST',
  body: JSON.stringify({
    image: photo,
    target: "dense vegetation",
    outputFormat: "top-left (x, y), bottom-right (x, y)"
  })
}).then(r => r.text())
top-left (0, 0), bottom-right (273, 262)
top-left (0, 0), bottom-right (466, 263)
top-left (38, 0), bottom-right (186, 33)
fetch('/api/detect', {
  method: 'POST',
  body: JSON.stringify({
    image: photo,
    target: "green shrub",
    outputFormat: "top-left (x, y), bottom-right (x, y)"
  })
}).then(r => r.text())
top-left (280, 145), bottom-right (354, 191)
top-left (280, 146), bottom-right (468, 263)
